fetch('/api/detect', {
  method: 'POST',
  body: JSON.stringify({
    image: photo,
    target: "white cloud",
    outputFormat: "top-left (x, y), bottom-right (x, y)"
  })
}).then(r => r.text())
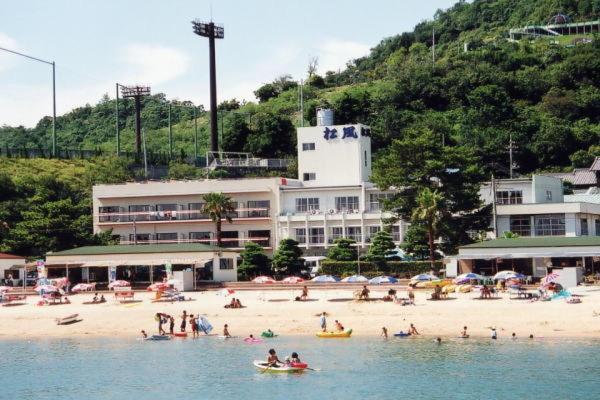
top-left (0, 32), bottom-right (21, 73)
top-left (314, 38), bottom-right (371, 73)
top-left (119, 44), bottom-right (191, 85)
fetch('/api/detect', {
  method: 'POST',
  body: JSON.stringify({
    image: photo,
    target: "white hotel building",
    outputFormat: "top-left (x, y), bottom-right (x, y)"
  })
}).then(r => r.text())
top-left (92, 122), bottom-right (404, 256)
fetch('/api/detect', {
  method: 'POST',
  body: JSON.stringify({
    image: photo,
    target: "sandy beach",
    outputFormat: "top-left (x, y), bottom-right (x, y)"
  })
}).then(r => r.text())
top-left (1, 286), bottom-right (600, 340)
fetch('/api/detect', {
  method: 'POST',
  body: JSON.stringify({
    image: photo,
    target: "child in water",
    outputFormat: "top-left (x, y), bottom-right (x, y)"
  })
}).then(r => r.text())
top-left (267, 349), bottom-right (282, 367)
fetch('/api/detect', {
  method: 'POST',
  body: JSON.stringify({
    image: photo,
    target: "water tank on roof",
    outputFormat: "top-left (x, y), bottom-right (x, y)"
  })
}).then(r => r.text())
top-left (316, 108), bottom-right (334, 126)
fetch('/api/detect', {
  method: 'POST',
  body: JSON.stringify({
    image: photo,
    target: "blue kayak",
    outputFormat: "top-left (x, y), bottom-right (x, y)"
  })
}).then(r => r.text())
top-left (394, 332), bottom-right (411, 337)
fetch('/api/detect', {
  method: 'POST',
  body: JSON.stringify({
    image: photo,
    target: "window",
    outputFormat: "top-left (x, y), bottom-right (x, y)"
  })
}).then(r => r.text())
top-left (295, 228), bottom-right (306, 244)
top-left (220, 231), bottom-right (239, 248)
top-left (155, 204), bottom-right (179, 220)
top-left (188, 203), bottom-right (207, 220)
top-left (546, 190), bottom-right (553, 201)
top-left (364, 150), bottom-right (367, 167)
top-left (329, 227), bottom-right (343, 243)
top-left (128, 205), bottom-right (153, 221)
top-left (496, 191), bottom-right (523, 205)
top-left (509, 216), bottom-right (531, 237)
top-left (335, 196), bottom-right (359, 212)
top-left (302, 143), bottom-right (315, 151)
top-left (129, 233), bottom-right (151, 244)
top-left (345, 226), bottom-right (362, 242)
top-left (226, 202), bottom-right (239, 219)
top-left (581, 219), bottom-right (589, 236)
top-left (98, 206), bottom-right (122, 222)
top-left (595, 220), bottom-right (600, 236)
top-left (219, 258), bottom-right (234, 270)
top-left (156, 233), bottom-right (178, 243)
top-left (369, 193), bottom-right (393, 212)
top-left (249, 230), bottom-right (271, 247)
top-left (366, 226), bottom-right (381, 242)
top-left (534, 214), bottom-right (565, 236)
top-left (189, 232), bottom-right (212, 244)
top-left (303, 173), bottom-right (316, 181)
top-left (391, 225), bottom-right (401, 242)
top-left (295, 198), bottom-right (319, 212)
top-left (247, 200), bottom-right (270, 218)
top-left (309, 228), bottom-right (325, 244)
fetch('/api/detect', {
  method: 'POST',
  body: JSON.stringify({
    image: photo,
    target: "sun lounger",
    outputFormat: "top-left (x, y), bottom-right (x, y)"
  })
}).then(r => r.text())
top-left (1, 293), bottom-right (26, 306)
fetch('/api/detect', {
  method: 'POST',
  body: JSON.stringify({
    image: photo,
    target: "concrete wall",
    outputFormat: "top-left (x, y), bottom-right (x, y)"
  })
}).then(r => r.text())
top-left (532, 175), bottom-right (564, 203)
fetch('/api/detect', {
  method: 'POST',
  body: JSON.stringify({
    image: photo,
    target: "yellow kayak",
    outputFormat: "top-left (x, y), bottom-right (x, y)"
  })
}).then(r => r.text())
top-left (316, 329), bottom-right (352, 338)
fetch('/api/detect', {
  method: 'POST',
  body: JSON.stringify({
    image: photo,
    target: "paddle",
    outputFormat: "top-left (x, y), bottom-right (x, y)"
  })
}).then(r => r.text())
top-left (304, 367), bottom-right (321, 372)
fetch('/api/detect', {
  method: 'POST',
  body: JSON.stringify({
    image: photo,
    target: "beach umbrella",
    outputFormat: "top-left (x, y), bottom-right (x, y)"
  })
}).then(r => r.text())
top-left (71, 283), bottom-right (94, 292)
top-left (410, 273), bottom-right (439, 282)
top-left (252, 276), bottom-right (276, 284)
top-left (108, 280), bottom-right (130, 289)
top-left (0, 286), bottom-right (13, 293)
top-left (34, 284), bottom-right (58, 293)
top-left (281, 276), bottom-right (304, 283)
top-left (341, 275), bottom-right (368, 283)
top-left (311, 275), bottom-right (340, 283)
top-left (218, 288), bottom-right (235, 296)
top-left (493, 270), bottom-right (525, 280)
top-left (369, 276), bottom-right (398, 284)
top-left (453, 273), bottom-right (484, 284)
top-left (147, 282), bottom-right (170, 291)
top-left (542, 272), bottom-right (560, 284)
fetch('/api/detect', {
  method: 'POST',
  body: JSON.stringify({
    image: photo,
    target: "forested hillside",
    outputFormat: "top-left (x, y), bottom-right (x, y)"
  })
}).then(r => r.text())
top-left (1, 0), bottom-right (600, 257)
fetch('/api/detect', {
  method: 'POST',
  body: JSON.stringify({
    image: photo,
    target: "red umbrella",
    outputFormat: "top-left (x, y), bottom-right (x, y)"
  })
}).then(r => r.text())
top-left (252, 276), bottom-right (276, 284)
top-left (71, 283), bottom-right (95, 292)
top-left (281, 276), bottom-right (304, 283)
top-left (147, 282), bottom-right (170, 291)
top-left (108, 280), bottom-right (130, 289)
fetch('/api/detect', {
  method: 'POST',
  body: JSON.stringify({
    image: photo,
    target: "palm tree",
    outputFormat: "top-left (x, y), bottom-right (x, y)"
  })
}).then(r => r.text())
top-left (411, 188), bottom-right (444, 268)
top-left (201, 192), bottom-right (236, 247)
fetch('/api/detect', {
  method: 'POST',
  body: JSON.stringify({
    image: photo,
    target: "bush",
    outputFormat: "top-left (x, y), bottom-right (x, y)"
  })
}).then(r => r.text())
top-left (320, 260), bottom-right (443, 278)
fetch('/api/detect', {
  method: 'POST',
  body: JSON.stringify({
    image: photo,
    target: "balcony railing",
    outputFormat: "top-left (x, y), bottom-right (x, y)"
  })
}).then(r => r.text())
top-left (118, 236), bottom-right (271, 248)
top-left (98, 208), bottom-right (270, 223)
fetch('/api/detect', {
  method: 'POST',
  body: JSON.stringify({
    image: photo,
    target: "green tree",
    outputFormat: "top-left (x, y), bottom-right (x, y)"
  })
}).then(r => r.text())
top-left (326, 238), bottom-right (357, 261)
top-left (401, 223), bottom-right (430, 260)
top-left (271, 238), bottom-right (304, 276)
top-left (411, 188), bottom-right (444, 267)
top-left (201, 192), bottom-right (236, 247)
top-left (167, 161), bottom-right (200, 180)
top-left (238, 241), bottom-right (271, 280)
top-left (366, 230), bottom-right (396, 262)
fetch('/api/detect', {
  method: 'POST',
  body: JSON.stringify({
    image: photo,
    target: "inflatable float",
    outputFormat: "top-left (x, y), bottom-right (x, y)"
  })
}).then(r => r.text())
top-left (316, 329), bottom-right (352, 338)
top-left (144, 335), bottom-right (171, 341)
top-left (253, 361), bottom-right (306, 373)
top-left (394, 332), bottom-right (411, 337)
top-left (244, 337), bottom-right (264, 344)
top-left (261, 331), bottom-right (278, 338)
top-left (173, 332), bottom-right (188, 338)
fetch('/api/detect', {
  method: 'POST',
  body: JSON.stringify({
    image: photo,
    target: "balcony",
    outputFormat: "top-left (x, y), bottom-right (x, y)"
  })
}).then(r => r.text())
top-left (97, 207), bottom-right (271, 225)
top-left (118, 235), bottom-right (271, 249)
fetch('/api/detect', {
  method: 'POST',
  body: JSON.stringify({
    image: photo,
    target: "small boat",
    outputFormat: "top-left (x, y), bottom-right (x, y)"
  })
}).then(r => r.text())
top-left (253, 361), bottom-right (306, 373)
top-left (56, 314), bottom-right (79, 325)
top-left (144, 335), bottom-right (171, 341)
top-left (316, 329), bottom-right (352, 338)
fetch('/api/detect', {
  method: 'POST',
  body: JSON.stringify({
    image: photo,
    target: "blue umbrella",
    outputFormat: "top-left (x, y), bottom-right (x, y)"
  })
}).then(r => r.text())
top-left (369, 276), bottom-right (398, 284)
top-left (453, 273), bottom-right (485, 283)
top-left (341, 275), bottom-right (368, 283)
top-left (311, 275), bottom-right (340, 283)
top-left (411, 273), bottom-right (439, 282)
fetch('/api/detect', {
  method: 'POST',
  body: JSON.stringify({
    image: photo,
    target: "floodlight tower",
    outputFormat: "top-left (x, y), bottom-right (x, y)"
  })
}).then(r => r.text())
top-left (120, 85), bottom-right (151, 155)
top-left (192, 20), bottom-right (224, 152)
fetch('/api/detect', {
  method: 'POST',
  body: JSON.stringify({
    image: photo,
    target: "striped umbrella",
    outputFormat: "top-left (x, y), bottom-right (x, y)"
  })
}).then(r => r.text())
top-left (34, 284), bottom-right (58, 293)
top-left (543, 272), bottom-right (560, 284)
top-left (281, 276), bottom-right (305, 283)
top-left (252, 276), bottom-right (276, 284)
top-left (108, 280), bottom-right (130, 289)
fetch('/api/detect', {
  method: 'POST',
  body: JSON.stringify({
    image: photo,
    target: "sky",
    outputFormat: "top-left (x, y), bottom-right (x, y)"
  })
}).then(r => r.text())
top-left (0, 0), bottom-right (457, 127)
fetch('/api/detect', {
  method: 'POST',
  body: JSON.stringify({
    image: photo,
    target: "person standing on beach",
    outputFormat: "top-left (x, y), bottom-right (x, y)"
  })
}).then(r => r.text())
top-left (155, 313), bottom-right (166, 335)
top-left (180, 310), bottom-right (187, 332)
top-left (223, 324), bottom-right (231, 338)
top-left (301, 286), bottom-right (309, 301)
top-left (408, 288), bottom-right (415, 305)
top-left (319, 312), bottom-right (327, 332)
top-left (409, 323), bottom-right (419, 335)
top-left (381, 327), bottom-right (388, 339)
top-left (169, 316), bottom-right (175, 335)
top-left (491, 328), bottom-right (497, 340)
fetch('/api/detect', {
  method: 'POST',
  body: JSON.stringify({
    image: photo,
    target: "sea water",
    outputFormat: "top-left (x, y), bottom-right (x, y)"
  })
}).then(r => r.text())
top-left (1, 336), bottom-right (598, 399)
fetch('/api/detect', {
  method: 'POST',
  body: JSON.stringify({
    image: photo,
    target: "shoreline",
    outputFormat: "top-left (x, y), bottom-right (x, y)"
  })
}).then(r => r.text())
top-left (1, 287), bottom-right (599, 340)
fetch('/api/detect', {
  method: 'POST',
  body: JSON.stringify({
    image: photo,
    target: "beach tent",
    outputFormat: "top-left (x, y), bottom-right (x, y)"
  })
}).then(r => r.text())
top-left (369, 276), bottom-right (398, 284)
top-left (341, 275), bottom-right (368, 283)
top-left (311, 275), bottom-right (340, 283)
top-left (252, 276), bottom-right (276, 284)
top-left (493, 270), bottom-right (525, 281)
top-left (453, 273), bottom-right (485, 284)
top-left (410, 273), bottom-right (439, 282)
top-left (281, 276), bottom-right (304, 283)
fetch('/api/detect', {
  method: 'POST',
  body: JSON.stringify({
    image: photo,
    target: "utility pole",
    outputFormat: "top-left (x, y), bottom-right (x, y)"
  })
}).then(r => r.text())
top-left (120, 86), bottom-right (151, 157)
top-left (299, 79), bottom-right (304, 127)
top-left (142, 128), bottom-right (148, 179)
top-left (115, 83), bottom-right (120, 156)
top-left (491, 174), bottom-right (498, 238)
top-left (193, 107), bottom-right (198, 162)
top-left (168, 102), bottom-right (173, 159)
top-left (508, 133), bottom-right (516, 179)
top-left (192, 20), bottom-right (224, 153)
top-left (432, 27), bottom-right (436, 66)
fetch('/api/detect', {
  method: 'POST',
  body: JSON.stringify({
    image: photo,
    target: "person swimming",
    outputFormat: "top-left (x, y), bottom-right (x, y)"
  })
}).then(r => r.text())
top-left (141, 330), bottom-right (147, 339)
top-left (491, 328), bottom-right (497, 340)
top-left (435, 337), bottom-right (442, 344)
top-left (267, 349), bottom-right (282, 367)
top-left (511, 332), bottom-right (517, 340)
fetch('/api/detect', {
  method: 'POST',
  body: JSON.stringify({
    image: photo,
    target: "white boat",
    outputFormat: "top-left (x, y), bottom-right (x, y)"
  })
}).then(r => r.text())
top-left (55, 314), bottom-right (79, 325)
top-left (253, 360), bottom-right (306, 373)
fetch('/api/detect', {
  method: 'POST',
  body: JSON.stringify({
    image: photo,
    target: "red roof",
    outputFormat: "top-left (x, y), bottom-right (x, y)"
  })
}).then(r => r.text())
top-left (0, 253), bottom-right (25, 260)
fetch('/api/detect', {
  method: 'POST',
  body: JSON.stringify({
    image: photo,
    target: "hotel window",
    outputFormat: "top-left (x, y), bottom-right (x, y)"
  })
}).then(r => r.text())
top-left (546, 191), bottom-right (553, 201)
top-left (345, 226), bottom-right (362, 242)
top-left (219, 259), bottom-right (234, 270)
top-left (509, 216), bottom-right (531, 237)
top-left (496, 190), bottom-right (523, 205)
top-left (309, 228), bottom-right (325, 244)
top-left (188, 203), bottom-right (207, 220)
top-left (391, 225), bottom-right (401, 242)
top-left (247, 200), bottom-right (270, 218)
top-left (335, 196), bottom-right (359, 212)
top-left (366, 226), bottom-right (381, 242)
top-left (295, 198), bottom-right (319, 212)
top-left (596, 220), bottom-right (600, 236)
top-left (295, 228), bottom-right (306, 244)
top-left (129, 233), bottom-right (151, 244)
top-left (155, 204), bottom-right (179, 220)
top-left (155, 233), bottom-right (178, 243)
top-left (128, 205), bottom-right (153, 221)
top-left (534, 214), bottom-right (565, 236)
top-left (369, 193), bottom-right (393, 212)
top-left (303, 173), bottom-right (316, 181)
top-left (220, 231), bottom-right (239, 248)
top-left (225, 202), bottom-right (239, 219)
top-left (581, 219), bottom-right (589, 236)
top-left (302, 143), bottom-right (315, 151)
top-left (248, 230), bottom-right (271, 247)
top-left (329, 227), bottom-right (343, 243)
top-left (189, 232), bottom-right (212, 244)
top-left (98, 206), bottom-right (122, 222)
